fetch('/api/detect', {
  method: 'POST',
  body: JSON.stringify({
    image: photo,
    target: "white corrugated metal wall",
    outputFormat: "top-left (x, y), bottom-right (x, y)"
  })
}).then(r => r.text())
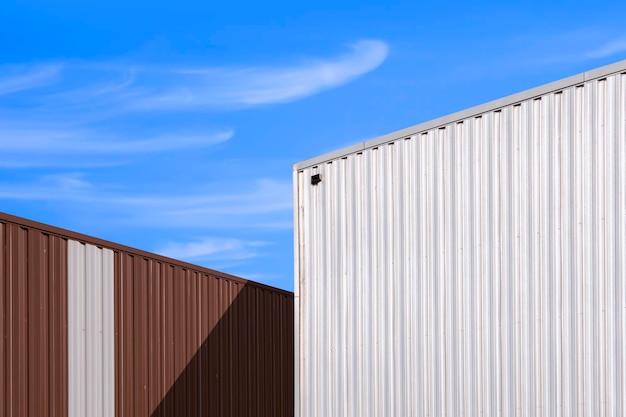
top-left (295, 66), bottom-right (626, 417)
top-left (68, 241), bottom-right (115, 417)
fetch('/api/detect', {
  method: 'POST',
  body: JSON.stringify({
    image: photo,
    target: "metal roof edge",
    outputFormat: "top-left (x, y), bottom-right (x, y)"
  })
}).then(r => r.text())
top-left (293, 141), bottom-right (366, 171)
top-left (0, 210), bottom-right (293, 296)
top-left (294, 58), bottom-right (626, 171)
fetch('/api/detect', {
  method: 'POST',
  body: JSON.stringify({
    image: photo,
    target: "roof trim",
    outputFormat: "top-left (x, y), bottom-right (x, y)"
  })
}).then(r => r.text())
top-left (0, 211), bottom-right (293, 296)
top-left (294, 58), bottom-right (626, 171)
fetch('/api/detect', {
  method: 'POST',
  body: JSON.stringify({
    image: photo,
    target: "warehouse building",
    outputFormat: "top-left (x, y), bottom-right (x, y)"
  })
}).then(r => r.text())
top-left (294, 59), bottom-right (626, 416)
top-left (1, 211), bottom-right (293, 417)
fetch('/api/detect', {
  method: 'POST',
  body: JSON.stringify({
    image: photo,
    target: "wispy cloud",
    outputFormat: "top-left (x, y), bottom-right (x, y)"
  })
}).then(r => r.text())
top-left (0, 39), bottom-right (388, 167)
top-left (156, 237), bottom-right (270, 261)
top-left (2, 39), bottom-right (388, 112)
top-left (0, 64), bottom-right (62, 96)
top-left (41, 172), bottom-right (93, 191)
top-left (452, 31), bottom-right (626, 83)
top-left (584, 36), bottom-right (626, 59)
top-left (532, 32), bottom-right (626, 65)
top-left (0, 174), bottom-right (292, 229)
top-left (129, 39), bottom-right (389, 109)
top-left (0, 126), bottom-right (232, 154)
top-left (0, 123), bottom-right (233, 167)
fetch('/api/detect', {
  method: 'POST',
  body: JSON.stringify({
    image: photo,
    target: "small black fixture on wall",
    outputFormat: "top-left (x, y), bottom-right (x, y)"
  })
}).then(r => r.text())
top-left (311, 174), bottom-right (322, 185)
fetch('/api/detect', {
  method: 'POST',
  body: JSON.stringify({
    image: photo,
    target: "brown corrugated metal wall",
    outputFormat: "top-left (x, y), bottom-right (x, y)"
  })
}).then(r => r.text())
top-left (1, 212), bottom-right (294, 417)
top-left (114, 252), bottom-right (294, 417)
top-left (0, 219), bottom-right (68, 417)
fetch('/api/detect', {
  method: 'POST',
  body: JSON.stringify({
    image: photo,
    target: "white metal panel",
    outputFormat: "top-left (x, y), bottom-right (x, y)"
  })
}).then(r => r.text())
top-left (295, 66), bottom-right (626, 417)
top-left (68, 240), bottom-right (115, 417)
top-left (68, 240), bottom-right (86, 417)
top-left (86, 244), bottom-right (103, 417)
top-left (102, 248), bottom-right (115, 417)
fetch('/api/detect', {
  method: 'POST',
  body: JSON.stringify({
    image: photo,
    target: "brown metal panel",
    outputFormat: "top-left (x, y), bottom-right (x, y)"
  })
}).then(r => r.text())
top-left (233, 281), bottom-right (243, 417)
top-left (220, 279), bottom-right (231, 416)
top-left (251, 286), bottom-right (260, 412)
top-left (50, 233), bottom-right (68, 417)
top-left (163, 264), bottom-right (175, 417)
top-left (207, 273), bottom-right (219, 417)
top-left (12, 225), bottom-right (29, 417)
top-left (113, 254), bottom-right (294, 417)
top-left (258, 287), bottom-right (266, 413)
top-left (28, 231), bottom-right (47, 417)
top-left (133, 257), bottom-right (149, 417)
top-left (121, 252), bottom-right (135, 416)
top-left (172, 266), bottom-right (186, 415)
top-left (199, 274), bottom-right (209, 417)
top-left (186, 271), bottom-right (198, 417)
top-left (147, 260), bottom-right (160, 417)
top-left (114, 251), bottom-right (121, 417)
top-left (1, 219), bottom-right (68, 417)
top-left (0, 222), bottom-right (5, 417)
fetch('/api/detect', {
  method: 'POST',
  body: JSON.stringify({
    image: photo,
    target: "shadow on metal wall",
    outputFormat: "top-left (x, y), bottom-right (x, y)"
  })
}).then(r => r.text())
top-left (146, 283), bottom-right (294, 417)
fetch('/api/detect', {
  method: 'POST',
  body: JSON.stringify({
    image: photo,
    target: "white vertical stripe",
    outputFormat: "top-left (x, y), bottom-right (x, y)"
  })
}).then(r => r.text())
top-left (68, 240), bottom-right (86, 417)
top-left (68, 241), bottom-right (115, 417)
top-left (86, 244), bottom-right (102, 417)
top-left (102, 248), bottom-right (115, 417)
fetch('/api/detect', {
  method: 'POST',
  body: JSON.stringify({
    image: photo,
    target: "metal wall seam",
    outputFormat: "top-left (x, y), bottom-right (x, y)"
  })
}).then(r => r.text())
top-left (1, 222), bottom-right (5, 416)
top-left (1, 221), bottom-right (68, 417)
top-left (102, 248), bottom-right (115, 417)
top-left (293, 169), bottom-right (302, 417)
top-left (67, 240), bottom-right (85, 417)
top-left (296, 68), bottom-right (626, 416)
top-left (68, 240), bottom-right (115, 417)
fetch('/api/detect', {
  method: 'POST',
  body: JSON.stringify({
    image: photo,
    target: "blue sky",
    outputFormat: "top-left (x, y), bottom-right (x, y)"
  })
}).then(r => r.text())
top-left (2, 0), bottom-right (626, 290)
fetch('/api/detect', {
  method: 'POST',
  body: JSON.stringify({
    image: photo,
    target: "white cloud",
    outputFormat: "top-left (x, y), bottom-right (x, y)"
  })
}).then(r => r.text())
top-left (456, 31), bottom-right (626, 79)
top-left (584, 36), bottom-right (626, 59)
top-left (0, 64), bottom-right (62, 96)
top-left (0, 39), bottom-right (389, 112)
top-left (130, 39), bottom-right (389, 109)
top-left (535, 33), bottom-right (626, 65)
top-left (0, 118), bottom-right (233, 167)
top-left (41, 172), bottom-right (92, 191)
top-left (156, 237), bottom-right (270, 261)
top-left (0, 126), bottom-right (233, 154)
top-left (0, 176), bottom-right (292, 229)
top-left (0, 40), bottom-right (388, 167)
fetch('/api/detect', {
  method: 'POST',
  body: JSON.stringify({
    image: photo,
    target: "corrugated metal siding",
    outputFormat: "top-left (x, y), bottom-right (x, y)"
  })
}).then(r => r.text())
top-left (1, 211), bottom-right (294, 417)
top-left (0, 220), bottom-right (68, 417)
top-left (115, 251), bottom-right (294, 417)
top-left (68, 241), bottom-right (115, 417)
top-left (296, 70), bottom-right (626, 416)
